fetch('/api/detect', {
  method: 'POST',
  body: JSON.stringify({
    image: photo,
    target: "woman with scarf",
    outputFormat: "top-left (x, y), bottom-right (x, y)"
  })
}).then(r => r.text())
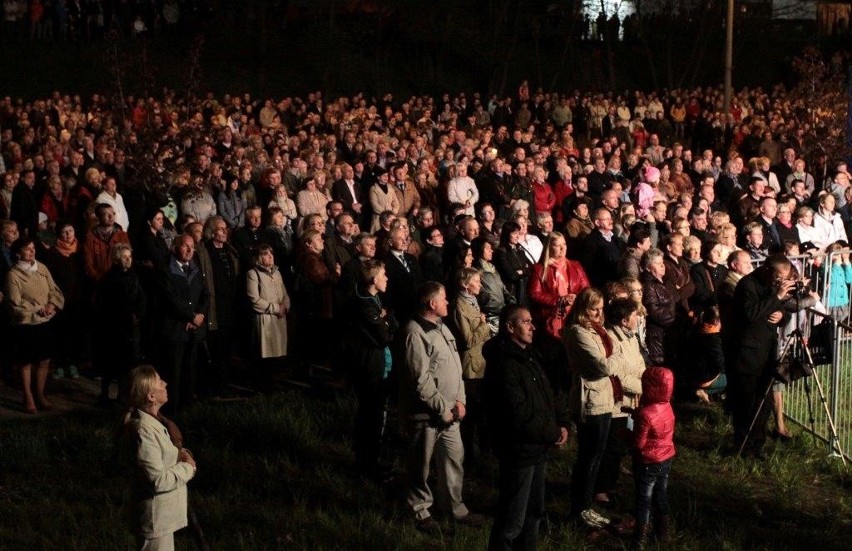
top-left (562, 287), bottom-right (628, 529)
top-left (471, 236), bottom-right (514, 335)
top-left (6, 236), bottom-right (65, 413)
top-left (529, 232), bottom-right (590, 342)
top-left (46, 221), bottom-right (85, 379)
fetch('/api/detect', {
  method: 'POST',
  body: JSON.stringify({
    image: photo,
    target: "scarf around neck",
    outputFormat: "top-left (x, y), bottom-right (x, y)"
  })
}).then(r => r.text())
top-left (54, 237), bottom-right (78, 257)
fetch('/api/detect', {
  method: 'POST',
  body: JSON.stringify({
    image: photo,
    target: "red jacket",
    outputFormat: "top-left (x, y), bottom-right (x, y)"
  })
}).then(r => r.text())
top-left (634, 367), bottom-right (676, 464)
top-left (532, 180), bottom-right (556, 215)
top-left (528, 259), bottom-right (589, 340)
top-left (552, 179), bottom-right (574, 224)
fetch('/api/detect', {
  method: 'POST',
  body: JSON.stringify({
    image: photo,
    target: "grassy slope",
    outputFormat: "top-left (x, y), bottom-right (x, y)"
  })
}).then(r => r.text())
top-left (1, 391), bottom-right (851, 550)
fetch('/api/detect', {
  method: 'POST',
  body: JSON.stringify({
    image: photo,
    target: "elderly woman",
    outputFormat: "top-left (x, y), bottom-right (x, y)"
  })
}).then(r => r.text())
top-left (268, 184), bottom-right (298, 223)
top-left (296, 171), bottom-right (332, 220)
top-left (95, 243), bottom-right (146, 406)
top-left (123, 365), bottom-right (196, 550)
top-left (246, 243), bottom-right (291, 390)
top-left (640, 248), bottom-right (678, 367)
top-left (6, 236), bottom-right (65, 413)
top-left (529, 232), bottom-right (590, 341)
top-left (563, 287), bottom-right (629, 528)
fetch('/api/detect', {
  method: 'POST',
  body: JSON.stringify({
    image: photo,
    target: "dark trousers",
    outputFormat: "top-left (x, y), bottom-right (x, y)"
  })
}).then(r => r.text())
top-left (353, 376), bottom-right (390, 473)
top-left (205, 325), bottom-right (232, 396)
top-left (570, 412), bottom-right (611, 515)
top-left (489, 462), bottom-right (547, 551)
top-left (461, 379), bottom-right (487, 465)
top-left (161, 339), bottom-right (199, 411)
top-left (633, 458), bottom-right (671, 525)
top-left (730, 369), bottom-right (772, 452)
top-left (595, 415), bottom-right (630, 495)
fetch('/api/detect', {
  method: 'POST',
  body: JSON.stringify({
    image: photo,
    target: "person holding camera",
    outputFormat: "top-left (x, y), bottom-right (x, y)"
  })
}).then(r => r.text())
top-left (726, 253), bottom-right (796, 457)
top-left (400, 281), bottom-right (485, 534)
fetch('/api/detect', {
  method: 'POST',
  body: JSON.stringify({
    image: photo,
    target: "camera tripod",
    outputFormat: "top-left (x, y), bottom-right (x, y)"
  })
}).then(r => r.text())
top-left (738, 326), bottom-right (846, 465)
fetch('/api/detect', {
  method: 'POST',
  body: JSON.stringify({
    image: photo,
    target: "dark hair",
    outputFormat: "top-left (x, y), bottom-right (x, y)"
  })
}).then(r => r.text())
top-left (359, 259), bottom-right (385, 286)
top-left (10, 236), bottom-right (36, 259)
top-left (470, 236), bottom-right (491, 261)
top-left (499, 221), bottom-right (521, 247)
top-left (627, 228), bottom-right (650, 249)
top-left (606, 297), bottom-right (639, 326)
top-left (498, 304), bottom-right (529, 338)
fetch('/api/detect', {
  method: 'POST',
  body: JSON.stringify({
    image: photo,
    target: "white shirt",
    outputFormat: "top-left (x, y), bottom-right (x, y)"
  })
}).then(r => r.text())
top-left (520, 234), bottom-right (543, 263)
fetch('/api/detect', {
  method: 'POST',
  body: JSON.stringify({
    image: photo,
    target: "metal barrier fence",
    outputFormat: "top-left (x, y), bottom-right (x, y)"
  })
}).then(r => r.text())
top-left (750, 251), bottom-right (852, 460)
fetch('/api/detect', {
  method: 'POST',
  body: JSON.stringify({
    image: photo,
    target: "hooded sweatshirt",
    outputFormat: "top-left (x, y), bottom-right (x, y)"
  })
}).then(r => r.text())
top-left (634, 366), bottom-right (676, 464)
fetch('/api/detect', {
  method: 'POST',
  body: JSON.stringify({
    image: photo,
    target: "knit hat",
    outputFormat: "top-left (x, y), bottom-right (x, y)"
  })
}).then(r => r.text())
top-left (643, 166), bottom-right (660, 183)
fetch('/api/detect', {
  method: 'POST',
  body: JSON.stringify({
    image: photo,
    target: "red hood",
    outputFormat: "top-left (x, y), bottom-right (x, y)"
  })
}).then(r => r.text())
top-left (641, 367), bottom-right (674, 405)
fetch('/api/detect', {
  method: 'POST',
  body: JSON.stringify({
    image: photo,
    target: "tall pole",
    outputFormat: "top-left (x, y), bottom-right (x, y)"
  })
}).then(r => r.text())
top-left (724, 0), bottom-right (734, 116)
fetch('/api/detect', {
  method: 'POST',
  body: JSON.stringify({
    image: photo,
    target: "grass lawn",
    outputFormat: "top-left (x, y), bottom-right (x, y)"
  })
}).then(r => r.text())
top-left (1, 387), bottom-right (852, 550)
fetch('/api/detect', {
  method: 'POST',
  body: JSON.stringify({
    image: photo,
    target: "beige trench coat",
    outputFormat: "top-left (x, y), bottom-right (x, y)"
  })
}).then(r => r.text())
top-left (246, 265), bottom-right (291, 358)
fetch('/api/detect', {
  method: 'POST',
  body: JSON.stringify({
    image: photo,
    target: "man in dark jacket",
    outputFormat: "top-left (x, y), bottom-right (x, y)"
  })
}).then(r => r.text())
top-left (383, 227), bottom-right (425, 322)
top-left (484, 305), bottom-right (569, 550)
top-left (727, 254), bottom-right (795, 456)
top-left (157, 234), bottom-right (209, 410)
top-left (581, 208), bottom-right (624, 288)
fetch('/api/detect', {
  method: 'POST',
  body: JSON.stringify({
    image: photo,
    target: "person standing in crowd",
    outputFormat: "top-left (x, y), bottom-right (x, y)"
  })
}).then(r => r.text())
top-left (95, 176), bottom-right (131, 232)
top-left (340, 232), bottom-right (377, 299)
top-left (563, 287), bottom-right (628, 529)
top-left (727, 254), bottom-right (795, 457)
top-left (122, 365), bottom-right (197, 551)
top-left (640, 248), bottom-right (678, 367)
top-left (383, 226), bottom-right (424, 322)
top-left (471, 236), bottom-right (514, 333)
top-left (230, 205), bottom-right (264, 267)
top-left (46, 221), bottom-right (85, 380)
top-left (348, 260), bottom-right (398, 482)
top-left (157, 234), bottom-right (209, 411)
top-left (632, 366), bottom-right (676, 549)
top-left (294, 229), bottom-right (338, 367)
top-left (400, 281), bottom-right (485, 534)
top-left (494, 221), bottom-right (532, 307)
top-left (6, 236), bottom-right (65, 413)
top-left (95, 243), bottom-right (146, 406)
top-left (451, 267), bottom-right (494, 466)
top-left (484, 305), bottom-right (569, 551)
top-left (582, 208), bottom-right (625, 288)
top-left (203, 216), bottom-right (241, 397)
top-left (246, 243), bottom-right (291, 392)
top-left (529, 231), bottom-right (590, 341)
top-left (84, 203), bottom-right (131, 283)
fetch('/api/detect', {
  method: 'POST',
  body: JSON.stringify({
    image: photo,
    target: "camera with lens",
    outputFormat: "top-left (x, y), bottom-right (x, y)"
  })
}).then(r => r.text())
top-left (791, 279), bottom-right (810, 299)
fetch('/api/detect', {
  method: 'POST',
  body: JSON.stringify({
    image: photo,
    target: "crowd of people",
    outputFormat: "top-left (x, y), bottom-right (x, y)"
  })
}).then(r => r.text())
top-left (2, 78), bottom-right (850, 548)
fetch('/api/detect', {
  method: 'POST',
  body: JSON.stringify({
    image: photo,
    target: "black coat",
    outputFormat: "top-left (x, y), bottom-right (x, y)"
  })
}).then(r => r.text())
top-left (494, 244), bottom-right (532, 307)
top-left (95, 265), bottom-right (146, 369)
top-left (347, 289), bottom-right (399, 387)
top-left (728, 269), bottom-right (786, 376)
top-left (382, 251), bottom-right (424, 322)
top-left (157, 258), bottom-right (209, 343)
top-left (582, 230), bottom-right (625, 288)
top-left (641, 272), bottom-right (678, 366)
top-left (483, 336), bottom-right (569, 467)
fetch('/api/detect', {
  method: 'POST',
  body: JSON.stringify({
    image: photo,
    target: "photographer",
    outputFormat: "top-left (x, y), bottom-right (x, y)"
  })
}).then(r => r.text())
top-left (726, 253), bottom-right (796, 457)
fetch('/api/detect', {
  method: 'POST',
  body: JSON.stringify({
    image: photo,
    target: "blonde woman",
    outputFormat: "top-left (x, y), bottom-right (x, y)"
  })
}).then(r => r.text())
top-left (529, 232), bottom-right (590, 340)
top-left (122, 365), bottom-right (196, 550)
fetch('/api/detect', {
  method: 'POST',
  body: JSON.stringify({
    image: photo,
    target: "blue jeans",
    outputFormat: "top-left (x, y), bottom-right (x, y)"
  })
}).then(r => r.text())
top-left (488, 462), bottom-right (546, 551)
top-left (633, 458), bottom-right (672, 525)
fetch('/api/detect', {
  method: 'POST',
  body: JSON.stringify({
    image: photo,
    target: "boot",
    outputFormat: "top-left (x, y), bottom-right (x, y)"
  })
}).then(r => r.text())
top-left (632, 523), bottom-right (651, 550)
top-left (654, 514), bottom-right (671, 542)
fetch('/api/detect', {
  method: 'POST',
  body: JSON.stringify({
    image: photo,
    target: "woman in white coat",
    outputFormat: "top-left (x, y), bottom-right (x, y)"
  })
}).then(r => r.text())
top-left (124, 365), bottom-right (197, 550)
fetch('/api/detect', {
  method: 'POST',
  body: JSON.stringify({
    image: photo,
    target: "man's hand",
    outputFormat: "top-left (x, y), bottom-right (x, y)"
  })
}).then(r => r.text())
top-left (555, 427), bottom-right (569, 448)
top-left (352, 203), bottom-right (362, 213)
top-left (776, 278), bottom-right (796, 300)
top-left (767, 310), bottom-right (783, 324)
top-left (192, 313), bottom-right (205, 327)
top-left (442, 408), bottom-right (455, 424)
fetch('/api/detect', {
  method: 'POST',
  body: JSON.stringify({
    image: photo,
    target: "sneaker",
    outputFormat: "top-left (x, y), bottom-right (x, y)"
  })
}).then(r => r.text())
top-left (67, 366), bottom-right (79, 379)
top-left (580, 508), bottom-right (611, 529)
top-left (52, 368), bottom-right (65, 380)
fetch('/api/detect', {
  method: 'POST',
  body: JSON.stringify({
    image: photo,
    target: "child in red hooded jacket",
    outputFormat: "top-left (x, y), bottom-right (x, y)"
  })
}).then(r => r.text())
top-left (632, 366), bottom-right (676, 548)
